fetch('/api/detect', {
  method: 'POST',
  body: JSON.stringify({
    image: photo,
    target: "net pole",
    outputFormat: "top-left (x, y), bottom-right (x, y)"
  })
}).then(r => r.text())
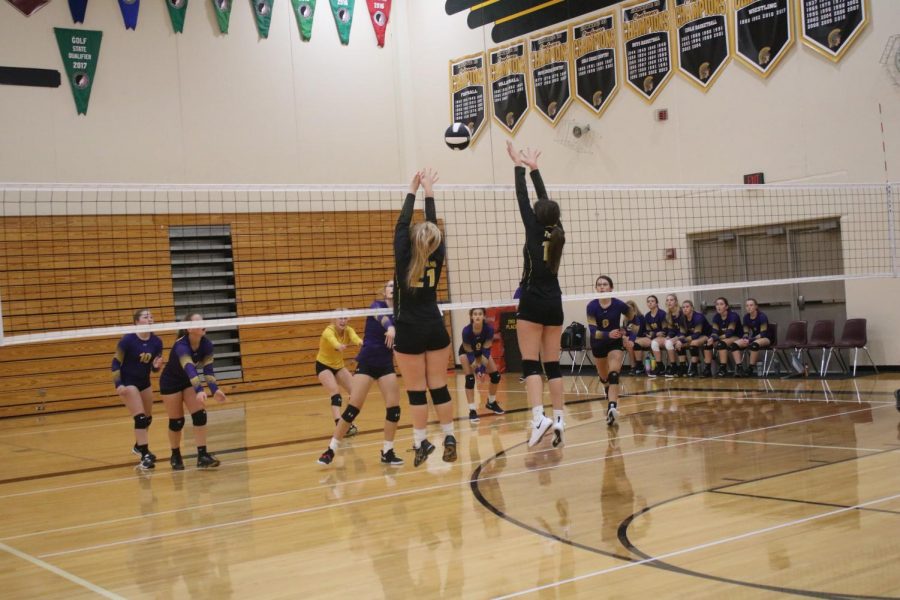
top-left (889, 183), bottom-right (898, 277)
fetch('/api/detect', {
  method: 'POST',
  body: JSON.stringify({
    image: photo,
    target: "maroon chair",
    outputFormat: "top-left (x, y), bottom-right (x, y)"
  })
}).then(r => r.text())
top-left (834, 318), bottom-right (878, 376)
top-left (764, 321), bottom-right (806, 376)
top-left (798, 320), bottom-right (836, 376)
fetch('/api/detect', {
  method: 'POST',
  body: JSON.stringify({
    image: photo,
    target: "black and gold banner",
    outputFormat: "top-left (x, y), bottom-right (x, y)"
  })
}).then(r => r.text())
top-left (449, 52), bottom-right (488, 145)
top-left (622, 0), bottom-right (674, 102)
top-left (674, 0), bottom-right (729, 90)
top-left (489, 41), bottom-right (529, 135)
top-left (733, 0), bottom-right (793, 78)
top-left (570, 14), bottom-right (618, 117)
top-left (799, 0), bottom-right (868, 62)
top-left (529, 28), bottom-right (572, 126)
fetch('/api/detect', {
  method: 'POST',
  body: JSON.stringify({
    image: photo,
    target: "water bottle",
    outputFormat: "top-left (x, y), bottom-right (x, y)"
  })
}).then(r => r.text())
top-left (644, 354), bottom-right (652, 375)
top-left (650, 354), bottom-right (657, 370)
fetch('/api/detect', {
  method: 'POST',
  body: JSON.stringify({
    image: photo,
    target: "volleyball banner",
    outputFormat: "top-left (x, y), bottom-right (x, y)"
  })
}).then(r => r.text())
top-left (529, 28), bottom-right (572, 126)
top-left (449, 52), bottom-right (487, 145)
top-left (252, 0), bottom-right (274, 38)
top-left (54, 28), bottom-right (102, 115)
top-left (211, 0), bottom-right (233, 33)
top-left (799, 0), bottom-right (868, 62)
top-left (291, 0), bottom-right (315, 41)
top-left (622, 0), bottom-right (674, 103)
top-left (366, 0), bottom-right (390, 47)
top-left (733, 0), bottom-right (793, 78)
top-left (165, 0), bottom-right (189, 33)
top-left (674, 0), bottom-right (729, 90)
top-left (570, 13), bottom-right (618, 117)
top-left (329, 0), bottom-right (354, 45)
top-left (5, 0), bottom-right (49, 15)
top-left (118, 0), bottom-right (140, 30)
top-left (489, 41), bottom-right (529, 136)
top-left (68, 0), bottom-right (88, 23)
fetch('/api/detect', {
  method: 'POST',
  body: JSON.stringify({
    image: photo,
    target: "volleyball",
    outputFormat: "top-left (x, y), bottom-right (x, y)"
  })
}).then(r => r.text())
top-left (444, 123), bottom-right (471, 151)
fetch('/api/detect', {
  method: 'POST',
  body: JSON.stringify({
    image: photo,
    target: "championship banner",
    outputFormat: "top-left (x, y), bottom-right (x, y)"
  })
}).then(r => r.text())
top-left (449, 52), bottom-right (487, 145)
top-left (68, 0), bottom-right (88, 23)
top-left (291, 0), bottom-right (315, 41)
top-left (489, 41), bottom-right (529, 135)
top-left (5, 0), bottom-right (49, 16)
top-left (799, 0), bottom-right (868, 62)
top-left (54, 28), bottom-right (102, 115)
top-left (622, 0), bottom-right (674, 103)
top-left (674, 0), bottom-right (730, 90)
top-left (570, 13), bottom-right (619, 117)
top-left (329, 0), bottom-right (355, 45)
top-left (165, 0), bottom-right (189, 33)
top-left (252, 0), bottom-right (274, 38)
top-left (117, 0), bottom-right (140, 30)
top-left (529, 27), bottom-right (572, 126)
top-left (211, 0), bottom-right (232, 34)
top-left (366, 0), bottom-right (390, 47)
top-left (733, 0), bottom-right (793, 78)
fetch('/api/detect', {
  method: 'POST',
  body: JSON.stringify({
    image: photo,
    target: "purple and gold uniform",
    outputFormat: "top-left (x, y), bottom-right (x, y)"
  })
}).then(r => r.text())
top-left (459, 323), bottom-right (494, 363)
top-left (711, 310), bottom-right (742, 340)
top-left (678, 311), bottom-right (710, 340)
top-left (111, 333), bottom-right (163, 391)
top-left (742, 311), bottom-right (770, 340)
top-left (643, 309), bottom-right (667, 338)
top-left (355, 300), bottom-right (396, 379)
top-left (625, 312), bottom-right (646, 342)
top-left (159, 336), bottom-right (218, 395)
top-left (587, 298), bottom-right (634, 358)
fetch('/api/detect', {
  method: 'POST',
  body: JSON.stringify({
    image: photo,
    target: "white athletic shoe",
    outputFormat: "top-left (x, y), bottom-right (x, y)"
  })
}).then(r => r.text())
top-left (552, 419), bottom-right (565, 448)
top-left (528, 416), bottom-right (553, 447)
top-left (606, 404), bottom-right (619, 427)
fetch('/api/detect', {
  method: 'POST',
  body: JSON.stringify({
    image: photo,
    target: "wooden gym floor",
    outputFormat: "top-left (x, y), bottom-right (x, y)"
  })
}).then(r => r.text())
top-left (0, 373), bottom-right (898, 599)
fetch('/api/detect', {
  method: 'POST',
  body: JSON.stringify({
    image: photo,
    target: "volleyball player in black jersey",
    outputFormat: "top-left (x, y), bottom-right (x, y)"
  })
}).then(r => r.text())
top-left (506, 141), bottom-right (566, 448)
top-left (393, 168), bottom-right (457, 467)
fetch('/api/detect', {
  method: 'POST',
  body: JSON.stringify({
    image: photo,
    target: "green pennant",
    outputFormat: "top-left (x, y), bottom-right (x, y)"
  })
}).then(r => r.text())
top-left (211, 0), bottom-right (232, 33)
top-left (164, 0), bottom-right (189, 33)
top-left (251, 0), bottom-right (274, 38)
top-left (54, 28), bottom-right (102, 115)
top-left (291, 0), bottom-right (315, 41)
top-left (329, 0), bottom-right (354, 45)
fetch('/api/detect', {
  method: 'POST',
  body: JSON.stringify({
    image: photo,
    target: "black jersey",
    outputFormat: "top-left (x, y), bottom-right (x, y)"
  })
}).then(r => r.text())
top-left (515, 167), bottom-right (563, 299)
top-left (394, 193), bottom-right (445, 324)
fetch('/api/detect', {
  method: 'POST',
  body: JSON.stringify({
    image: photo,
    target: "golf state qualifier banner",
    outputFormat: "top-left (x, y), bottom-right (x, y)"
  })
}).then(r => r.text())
top-left (733, 0), bottom-right (793, 78)
top-left (570, 13), bottom-right (619, 117)
top-left (674, 0), bottom-right (730, 90)
top-left (449, 52), bottom-right (488, 145)
top-left (54, 28), bottom-right (102, 115)
top-left (622, 0), bottom-right (674, 103)
top-left (489, 41), bottom-right (529, 136)
top-left (799, 0), bottom-right (868, 62)
top-left (529, 28), bottom-right (572, 126)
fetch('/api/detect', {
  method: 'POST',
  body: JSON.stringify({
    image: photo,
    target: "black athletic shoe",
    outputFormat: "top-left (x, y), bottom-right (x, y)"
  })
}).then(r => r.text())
top-left (346, 423), bottom-right (359, 437)
top-left (717, 365), bottom-right (728, 378)
top-left (632, 366), bottom-right (644, 377)
top-left (894, 389), bottom-right (899, 413)
top-left (664, 365), bottom-right (676, 378)
top-left (197, 452), bottom-right (220, 469)
top-left (701, 366), bottom-right (713, 378)
top-left (734, 365), bottom-right (746, 378)
top-left (414, 439), bottom-right (435, 467)
top-left (746, 365), bottom-right (757, 377)
top-left (132, 445), bottom-right (157, 463)
top-left (686, 365), bottom-right (697, 378)
top-left (442, 435), bottom-right (458, 462)
top-left (468, 409), bottom-right (480, 423)
top-left (653, 364), bottom-right (665, 377)
top-left (485, 401), bottom-right (505, 415)
top-left (138, 454), bottom-right (155, 470)
top-left (317, 448), bottom-right (335, 466)
top-left (380, 448), bottom-right (404, 466)
top-left (170, 452), bottom-right (185, 471)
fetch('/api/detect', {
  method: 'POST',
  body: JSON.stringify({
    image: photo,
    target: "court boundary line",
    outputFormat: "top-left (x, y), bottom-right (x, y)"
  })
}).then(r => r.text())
top-left (0, 541), bottom-right (125, 599)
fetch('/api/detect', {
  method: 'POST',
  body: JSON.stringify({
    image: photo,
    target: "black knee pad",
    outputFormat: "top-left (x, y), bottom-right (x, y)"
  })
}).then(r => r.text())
top-left (715, 340), bottom-right (728, 351)
top-left (608, 371), bottom-right (620, 385)
top-left (168, 417), bottom-right (185, 432)
top-left (543, 361), bottom-right (562, 380)
top-left (407, 390), bottom-right (427, 406)
top-left (191, 409), bottom-right (207, 427)
top-left (430, 386), bottom-right (452, 406)
top-left (465, 374), bottom-right (475, 389)
top-left (146, 415), bottom-right (153, 427)
top-left (341, 405), bottom-right (360, 423)
top-left (689, 346), bottom-right (700, 358)
top-left (489, 371), bottom-right (501, 384)
top-left (330, 394), bottom-right (342, 407)
top-left (677, 348), bottom-right (687, 357)
top-left (385, 406), bottom-right (401, 423)
top-left (750, 342), bottom-right (760, 351)
top-left (521, 360), bottom-right (543, 378)
top-left (133, 413), bottom-right (151, 430)
top-left (729, 342), bottom-right (741, 351)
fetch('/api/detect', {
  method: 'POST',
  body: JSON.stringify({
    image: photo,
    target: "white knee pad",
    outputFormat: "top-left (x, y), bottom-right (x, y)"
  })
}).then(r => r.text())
top-left (664, 339), bottom-right (675, 351)
top-left (651, 339), bottom-right (660, 352)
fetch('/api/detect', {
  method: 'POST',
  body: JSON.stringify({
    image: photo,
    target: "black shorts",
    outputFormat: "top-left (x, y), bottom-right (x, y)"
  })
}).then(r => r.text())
top-left (120, 376), bottom-right (151, 392)
top-left (394, 319), bottom-right (450, 354)
top-left (517, 291), bottom-right (564, 327)
top-left (160, 381), bottom-right (192, 396)
top-left (315, 361), bottom-right (342, 376)
top-left (354, 362), bottom-right (395, 379)
top-left (591, 339), bottom-right (624, 359)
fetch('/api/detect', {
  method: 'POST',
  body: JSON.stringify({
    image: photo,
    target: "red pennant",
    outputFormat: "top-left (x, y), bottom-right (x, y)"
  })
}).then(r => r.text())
top-left (366, 0), bottom-right (390, 47)
top-left (6, 0), bottom-right (50, 15)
